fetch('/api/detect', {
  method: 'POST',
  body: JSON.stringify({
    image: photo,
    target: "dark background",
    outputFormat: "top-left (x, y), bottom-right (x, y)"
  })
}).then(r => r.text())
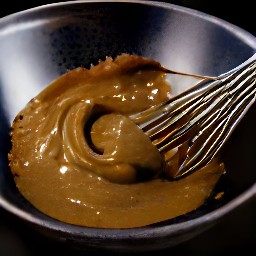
top-left (0, 1), bottom-right (255, 256)
top-left (0, 0), bottom-right (255, 36)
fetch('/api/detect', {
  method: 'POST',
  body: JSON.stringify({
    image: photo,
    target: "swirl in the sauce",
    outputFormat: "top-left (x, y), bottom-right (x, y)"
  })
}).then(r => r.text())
top-left (9, 54), bottom-right (224, 228)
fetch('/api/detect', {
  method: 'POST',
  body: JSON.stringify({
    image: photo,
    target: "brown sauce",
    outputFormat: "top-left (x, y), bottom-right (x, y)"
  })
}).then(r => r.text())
top-left (9, 54), bottom-right (224, 228)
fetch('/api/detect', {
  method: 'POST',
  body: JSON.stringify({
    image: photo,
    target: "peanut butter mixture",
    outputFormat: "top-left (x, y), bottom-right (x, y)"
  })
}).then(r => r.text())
top-left (9, 54), bottom-right (224, 228)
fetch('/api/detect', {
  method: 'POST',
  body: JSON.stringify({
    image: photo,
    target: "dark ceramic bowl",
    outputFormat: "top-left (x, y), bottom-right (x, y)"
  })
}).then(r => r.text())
top-left (0, 0), bottom-right (255, 252)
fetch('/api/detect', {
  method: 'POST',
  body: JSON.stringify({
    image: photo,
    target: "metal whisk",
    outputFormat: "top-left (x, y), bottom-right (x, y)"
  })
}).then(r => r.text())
top-left (130, 53), bottom-right (256, 179)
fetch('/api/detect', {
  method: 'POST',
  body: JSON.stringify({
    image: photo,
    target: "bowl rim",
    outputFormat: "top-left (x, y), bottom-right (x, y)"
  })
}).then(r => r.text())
top-left (0, 0), bottom-right (255, 241)
top-left (0, 0), bottom-right (255, 48)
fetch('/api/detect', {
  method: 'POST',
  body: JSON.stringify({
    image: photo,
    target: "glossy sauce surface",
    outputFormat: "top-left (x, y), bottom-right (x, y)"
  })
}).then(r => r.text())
top-left (9, 54), bottom-right (224, 228)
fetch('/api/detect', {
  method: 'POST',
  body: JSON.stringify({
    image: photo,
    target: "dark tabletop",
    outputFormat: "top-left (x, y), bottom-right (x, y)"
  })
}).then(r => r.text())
top-left (0, 1), bottom-right (255, 256)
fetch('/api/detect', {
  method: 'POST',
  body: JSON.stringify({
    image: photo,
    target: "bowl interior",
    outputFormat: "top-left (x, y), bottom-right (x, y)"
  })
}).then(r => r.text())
top-left (0, 0), bottom-right (255, 252)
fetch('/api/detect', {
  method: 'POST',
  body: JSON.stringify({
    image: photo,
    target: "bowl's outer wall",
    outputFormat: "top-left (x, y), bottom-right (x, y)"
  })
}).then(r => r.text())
top-left (0, 1), bottom-right (255, 252)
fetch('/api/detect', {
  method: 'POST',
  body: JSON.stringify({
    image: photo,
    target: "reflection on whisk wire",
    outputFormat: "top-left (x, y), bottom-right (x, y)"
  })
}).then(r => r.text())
top-left (130, 54), bottom-right (256, 179)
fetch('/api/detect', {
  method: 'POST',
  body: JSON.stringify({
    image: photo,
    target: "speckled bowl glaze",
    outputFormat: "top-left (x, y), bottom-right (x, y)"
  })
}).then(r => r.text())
top-left (0, 0), bottom-right (255, 252)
